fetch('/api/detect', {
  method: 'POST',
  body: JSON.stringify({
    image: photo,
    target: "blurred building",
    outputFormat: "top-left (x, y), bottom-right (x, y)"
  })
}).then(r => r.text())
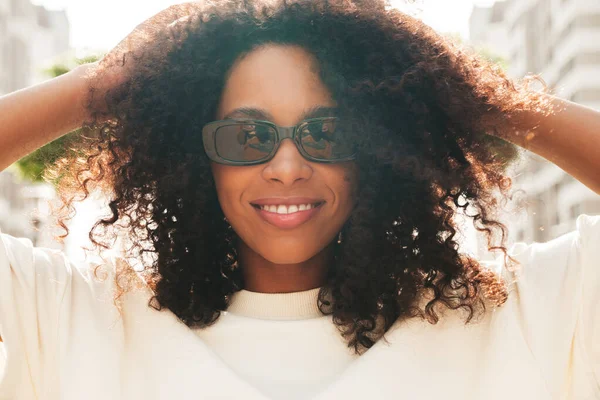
top-left (0, 169), bottom-right (61, 249)
top-left (469, 0), bottom-right (511, 60)
top-left (469, 0), bottom-right (600, 251)
top-left (0, 0), bottom-right (70, 93)
top-left (0, 0), bottom-right (70, 249)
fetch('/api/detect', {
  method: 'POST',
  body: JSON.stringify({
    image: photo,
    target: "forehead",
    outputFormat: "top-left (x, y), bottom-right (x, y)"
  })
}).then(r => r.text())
top-left (216, 44), bottom-right (337, 125)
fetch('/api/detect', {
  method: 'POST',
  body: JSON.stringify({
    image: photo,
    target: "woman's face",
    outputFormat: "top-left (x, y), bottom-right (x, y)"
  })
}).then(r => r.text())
top-left (212, 44), bottom-right (358, 264)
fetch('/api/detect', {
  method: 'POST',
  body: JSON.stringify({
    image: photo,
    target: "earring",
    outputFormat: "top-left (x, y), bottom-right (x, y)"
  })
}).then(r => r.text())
top-left (337, 231), bottom-right (343, 244)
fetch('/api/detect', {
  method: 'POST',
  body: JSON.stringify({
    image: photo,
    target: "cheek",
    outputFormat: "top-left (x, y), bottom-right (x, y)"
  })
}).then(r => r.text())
top-left (211, 164), bottom-right (253, 213)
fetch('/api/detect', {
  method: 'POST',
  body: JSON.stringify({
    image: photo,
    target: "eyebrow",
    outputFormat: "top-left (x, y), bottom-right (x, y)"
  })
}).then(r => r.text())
top-left (222, 105), bottom-right (338, 122)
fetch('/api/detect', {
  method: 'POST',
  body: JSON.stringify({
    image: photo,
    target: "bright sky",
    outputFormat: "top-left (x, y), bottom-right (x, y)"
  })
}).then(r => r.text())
top-left (32, 0), bottom-right (498, 53)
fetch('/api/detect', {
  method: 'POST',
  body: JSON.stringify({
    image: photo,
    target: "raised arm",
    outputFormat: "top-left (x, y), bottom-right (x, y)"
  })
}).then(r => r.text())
top-left (492, 93), bottom-right (600, 195)
top-left (0, 64), bottom-right (92, 172)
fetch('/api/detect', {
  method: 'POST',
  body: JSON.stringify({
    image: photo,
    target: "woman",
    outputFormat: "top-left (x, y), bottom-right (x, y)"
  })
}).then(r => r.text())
top-left (0, 1), bottom-right (598, 399)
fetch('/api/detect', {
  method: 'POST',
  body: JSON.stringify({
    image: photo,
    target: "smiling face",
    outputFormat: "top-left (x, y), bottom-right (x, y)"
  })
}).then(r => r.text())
top-left (212, 44), bottom-right (358, 265)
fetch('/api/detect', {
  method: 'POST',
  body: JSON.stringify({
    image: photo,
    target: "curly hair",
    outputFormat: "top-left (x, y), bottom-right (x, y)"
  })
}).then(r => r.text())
top-left (48, 0), bottom-right (553, 355)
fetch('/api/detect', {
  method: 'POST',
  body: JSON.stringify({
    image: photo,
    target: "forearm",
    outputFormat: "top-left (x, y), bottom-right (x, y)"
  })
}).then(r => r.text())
top-left (0, 63), bottom-right (93, 172)
top-left (504, 93), bottom-right (600, 195)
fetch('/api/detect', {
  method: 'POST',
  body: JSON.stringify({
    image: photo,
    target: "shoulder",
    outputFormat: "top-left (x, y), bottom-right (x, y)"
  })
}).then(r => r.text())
top-left (502, 214), bottom-right (600, 281)
top-left (0, 226), bottom-right (118, 295)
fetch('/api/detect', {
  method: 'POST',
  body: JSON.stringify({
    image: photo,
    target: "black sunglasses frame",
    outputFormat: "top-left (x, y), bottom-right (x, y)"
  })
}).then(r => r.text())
top-left (201, 117), bottom-right (356, 166)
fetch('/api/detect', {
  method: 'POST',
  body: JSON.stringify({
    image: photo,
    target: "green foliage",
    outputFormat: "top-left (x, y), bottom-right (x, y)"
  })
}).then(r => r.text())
top-left (76, 55), bottom-right (103, 66)
top-left (14, 55), bottom-right (102, 183)
top-left (443, 32), bottom-right (509, 71)
top-left (15, 132), bottom-right (78, 182)
top-left (476, 47), bottom-right (509, 71)
top-left (43, 64), bottom-right (70, 78)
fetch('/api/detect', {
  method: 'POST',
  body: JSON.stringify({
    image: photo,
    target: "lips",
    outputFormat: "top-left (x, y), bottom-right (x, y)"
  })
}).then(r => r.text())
top-left (250, 197), bottom-right (325, 230)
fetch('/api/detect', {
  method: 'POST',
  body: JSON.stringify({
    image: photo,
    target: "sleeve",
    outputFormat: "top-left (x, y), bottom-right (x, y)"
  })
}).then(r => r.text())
top-left (0, 226), bottom-right (74, 398)
top-left (578, 214), bottom-right (600, 393)
top-left (503, 213), bottom-right (600, 396)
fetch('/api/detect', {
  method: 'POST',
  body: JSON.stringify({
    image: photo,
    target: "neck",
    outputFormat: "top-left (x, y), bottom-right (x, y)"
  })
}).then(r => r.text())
top-left (237, 240), bottom-right (333, 293)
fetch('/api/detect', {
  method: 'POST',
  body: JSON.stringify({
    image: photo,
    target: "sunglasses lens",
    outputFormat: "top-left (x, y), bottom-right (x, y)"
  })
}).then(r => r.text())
top-left (215, 122), bottom-right (277, 162)
top-left (299, 119), bottom-right (354, 160)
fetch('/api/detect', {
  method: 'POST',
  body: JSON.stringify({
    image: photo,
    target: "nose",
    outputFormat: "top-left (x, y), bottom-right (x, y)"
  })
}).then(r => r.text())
top-left (261, 139), bottom-right (313, 186)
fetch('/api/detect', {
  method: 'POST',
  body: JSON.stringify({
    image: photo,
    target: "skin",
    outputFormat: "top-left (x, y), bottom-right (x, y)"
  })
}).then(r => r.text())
top-left (212, 44), bottom-right (358, 293)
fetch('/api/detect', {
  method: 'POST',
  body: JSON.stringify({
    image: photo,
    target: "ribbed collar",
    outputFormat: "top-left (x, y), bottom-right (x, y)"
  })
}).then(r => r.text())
top-left (226, 287), bottom-right (325, 320)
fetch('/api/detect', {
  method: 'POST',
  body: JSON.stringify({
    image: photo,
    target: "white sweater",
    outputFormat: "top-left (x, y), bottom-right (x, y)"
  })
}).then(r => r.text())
top-left (0, 214), bottom-right (599, 400)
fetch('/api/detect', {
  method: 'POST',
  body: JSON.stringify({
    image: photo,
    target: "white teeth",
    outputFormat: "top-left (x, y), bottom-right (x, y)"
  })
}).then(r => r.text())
top-left (259, 203), bottom-right (319, 214)
top-left (277, 205), bottom-right (288, 214)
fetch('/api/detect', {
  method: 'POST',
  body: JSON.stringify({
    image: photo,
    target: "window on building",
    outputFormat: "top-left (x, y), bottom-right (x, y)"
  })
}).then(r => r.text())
top-left (558, 57), bottom-right (575, 79)
top-left (562, 53), bottom-right (600, 99)
top-left (555, 20), bottom-right (574, 49)
top-left (570, 89), bottom-right (600, 103)
top-left (8, 36), bottom-right (28, 92)
top-left (556, 14), bottom-right (600, 50)
top-left (577, 52), bottom-right (600, 64)
top-left (570, 203), bottom-right (581, 219)
top-left (510, 48), bottom-right (519, 65)
top-left (576, 14), bottom-right (600, 28)
top-left (544, 13), bottom-right (552, 35)
top-left (509, 10), bottom-right (526, 35)
top-left (552, 183), bottom-right (561, 226)
top-left (36, 7), bottom-right (51, 29)
top-left (10, 0), bottom-right (28, 16)
top-left (533, 196), bottom-right (547, 242)
top-left (516, 229), bottom-right (524, 242)
top-left (546, 47), bottom-right (553, 64)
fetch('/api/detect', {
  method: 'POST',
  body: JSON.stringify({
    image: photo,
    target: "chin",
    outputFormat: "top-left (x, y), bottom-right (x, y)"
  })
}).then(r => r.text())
top-left (256, 239), bottom-right (323, 265)
top-left (260, 249), bottom-right (316, 265)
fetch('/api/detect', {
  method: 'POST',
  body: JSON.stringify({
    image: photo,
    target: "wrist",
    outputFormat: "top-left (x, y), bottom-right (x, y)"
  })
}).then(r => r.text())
top-left (495, 92), bottom-right (558, 150)
top-left (69, 62), bottom-right (97, 124)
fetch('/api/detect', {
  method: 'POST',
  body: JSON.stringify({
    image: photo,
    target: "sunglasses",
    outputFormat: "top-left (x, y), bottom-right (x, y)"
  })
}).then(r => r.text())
top-left (201, 117), bottom-right (356, 165)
